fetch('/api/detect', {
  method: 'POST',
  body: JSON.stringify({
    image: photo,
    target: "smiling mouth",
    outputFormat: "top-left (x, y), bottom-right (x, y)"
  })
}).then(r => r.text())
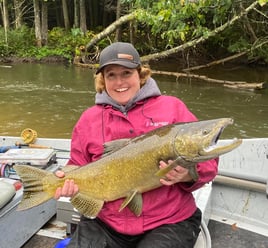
top-left (116, 88), bottom-right (128, 92)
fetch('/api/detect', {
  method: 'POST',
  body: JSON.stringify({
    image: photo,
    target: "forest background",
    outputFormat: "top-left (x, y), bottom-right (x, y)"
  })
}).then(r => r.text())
top-left (0, 0), bottom-right (268, 69)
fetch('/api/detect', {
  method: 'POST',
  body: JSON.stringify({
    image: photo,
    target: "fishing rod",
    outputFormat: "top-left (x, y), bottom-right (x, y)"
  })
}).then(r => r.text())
top-left (14, 142), bottom-right (70, 153)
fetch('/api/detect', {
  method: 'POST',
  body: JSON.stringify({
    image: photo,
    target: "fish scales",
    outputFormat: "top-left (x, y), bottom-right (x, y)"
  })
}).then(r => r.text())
top-left (14, 118), bottom-right (242, 217)
top-left (63, 130), bottom-right (174, 200)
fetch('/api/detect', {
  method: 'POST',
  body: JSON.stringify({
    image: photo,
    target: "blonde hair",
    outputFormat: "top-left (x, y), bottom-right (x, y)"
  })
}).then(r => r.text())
top-left (94, 65), bottom-right (152, 93)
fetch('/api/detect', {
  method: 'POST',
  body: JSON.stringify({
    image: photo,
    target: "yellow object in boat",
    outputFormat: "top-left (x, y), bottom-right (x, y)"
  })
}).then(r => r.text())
top-left (20, 128), bottom-right (37, 144)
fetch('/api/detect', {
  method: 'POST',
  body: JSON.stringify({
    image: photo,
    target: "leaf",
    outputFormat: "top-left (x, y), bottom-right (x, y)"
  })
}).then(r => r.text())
top-left (258, 0), bottom-right (268, 7)
top-left (231, 223), bottom-right (238, 231)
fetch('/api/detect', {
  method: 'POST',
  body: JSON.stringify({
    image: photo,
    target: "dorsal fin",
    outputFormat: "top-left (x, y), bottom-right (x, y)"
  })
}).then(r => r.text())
top-left (102, 138), bottom-right (130, 157)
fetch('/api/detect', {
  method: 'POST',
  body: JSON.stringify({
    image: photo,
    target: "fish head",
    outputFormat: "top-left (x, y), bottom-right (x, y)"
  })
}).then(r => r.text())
top-left (173, 118), bottom-right (242, 162)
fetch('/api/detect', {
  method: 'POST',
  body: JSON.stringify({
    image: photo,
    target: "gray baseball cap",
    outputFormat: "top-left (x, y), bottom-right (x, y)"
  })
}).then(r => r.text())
top-left (96, 42), bottom-right (141, 74)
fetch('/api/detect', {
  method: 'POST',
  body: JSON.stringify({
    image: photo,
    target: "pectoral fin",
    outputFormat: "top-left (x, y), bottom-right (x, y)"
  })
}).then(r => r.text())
top-left (119, 190), bottom-right (143, 216)
top-left (71, 192), bottom-right (104, 218)
top-left (155, 159), bottom-right (199, 181)
top-left (155, 159), bottom-right (181, 177)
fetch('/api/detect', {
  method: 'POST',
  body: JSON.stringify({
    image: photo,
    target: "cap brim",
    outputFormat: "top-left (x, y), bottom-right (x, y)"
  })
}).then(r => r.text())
top-left (96, 61), bottom-right (140, 74)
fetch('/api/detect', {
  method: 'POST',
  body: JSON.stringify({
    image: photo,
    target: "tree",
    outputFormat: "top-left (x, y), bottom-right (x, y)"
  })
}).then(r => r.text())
top-left (73, 0), bottom-right (79, 28)
top-left (1, 0), bottom-right (268, 66)
top-left (79, 0), bottom-right (87, 34)
top-left (41, 0), bottom-right (48, 45)
top-left (62, 0), bottom-right (70, 30)
top-left (115, 0), bottom-right (122, 41)
top-left (1, 0), bottom-right (10, 30)
top-left (13, 0), bottom-right (23, 28)
top-left (33, 0), bottom-right (42, 47)
top-left (86, 0), bottom-right (268, 64)
top-left (32, 0), bottom-right (50, 46)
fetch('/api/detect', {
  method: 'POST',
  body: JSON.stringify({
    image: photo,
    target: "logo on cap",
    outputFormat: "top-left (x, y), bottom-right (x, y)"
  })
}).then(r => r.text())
top-left (117, 53), bottom-right (134, 61)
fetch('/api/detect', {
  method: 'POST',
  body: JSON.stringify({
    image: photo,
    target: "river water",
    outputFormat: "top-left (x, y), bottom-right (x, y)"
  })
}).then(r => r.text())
top-left (0, 63), bottom-right (267, 139)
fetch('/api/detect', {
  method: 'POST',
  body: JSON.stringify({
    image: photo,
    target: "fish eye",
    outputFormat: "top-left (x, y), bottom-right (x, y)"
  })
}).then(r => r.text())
top-left (202, 129), bottom-right (209, 135)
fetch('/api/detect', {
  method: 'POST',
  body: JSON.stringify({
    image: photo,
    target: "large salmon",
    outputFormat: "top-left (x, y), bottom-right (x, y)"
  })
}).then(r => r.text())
top-left (14, 118), bottom-right (242, 217)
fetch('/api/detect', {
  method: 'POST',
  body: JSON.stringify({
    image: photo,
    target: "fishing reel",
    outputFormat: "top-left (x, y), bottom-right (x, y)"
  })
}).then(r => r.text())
top-left (20, 128), bottom-right (37, 144)
top-left (0, 163), bottom-right (17, 179)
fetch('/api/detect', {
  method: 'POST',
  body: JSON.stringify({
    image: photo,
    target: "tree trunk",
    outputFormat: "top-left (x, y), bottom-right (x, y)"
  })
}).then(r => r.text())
top-left (73, 0), bottom-right (79, 28)
top-left (79, 0), bottom-right (87, 34)
top-left (128, 3), bottom-right (135, 44)
top-left (115, 0), bottom-right (122, 41)
top-left (62, 0), bottom-right (70, 30)
top-left (87, 0), bottom-right (94, 29)
top-left (14, 0), bottom-right (23, 28)
top-left (41, 0), bottom-right (48, 45)
top-left (33, 0), bottom-right (42, 47)
top-left (2, 0), bottom-right (10, 31)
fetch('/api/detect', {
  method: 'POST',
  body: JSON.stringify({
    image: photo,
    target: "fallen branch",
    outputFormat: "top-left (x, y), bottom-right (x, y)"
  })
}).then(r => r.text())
top-left (183, 40), bottom-right (268, 72)
top-left (182, 51), bottom-right (247, 72)
top-left (73, 59), bottom-right (97, 69)
top-left (86, 11), bottom-right (139, 51)
top-left (151, 70), bottom-right (266, 90)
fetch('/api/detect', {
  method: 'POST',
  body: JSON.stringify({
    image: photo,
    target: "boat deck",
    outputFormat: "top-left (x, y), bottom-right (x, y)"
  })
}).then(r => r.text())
top-left (208, 220), bottom-right (268, 248)
top-left (1, 137), bottom-right (267, 247)
top-left (21, 219), bottom-right (268, 248)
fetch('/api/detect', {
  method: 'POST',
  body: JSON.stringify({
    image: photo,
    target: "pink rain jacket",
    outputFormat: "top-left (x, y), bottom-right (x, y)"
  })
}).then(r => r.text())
top-left (68, 78), bottom-right (218, 235)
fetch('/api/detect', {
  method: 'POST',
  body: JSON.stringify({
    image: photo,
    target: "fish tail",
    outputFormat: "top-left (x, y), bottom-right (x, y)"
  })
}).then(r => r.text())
top-left (13, 165), bottom-right (58, 210)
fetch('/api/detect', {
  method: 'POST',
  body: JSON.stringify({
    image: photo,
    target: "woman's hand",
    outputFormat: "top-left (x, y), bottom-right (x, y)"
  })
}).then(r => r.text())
top-left (54, 170), bottom-right (79, 199)
top-left (159, 160), bottom-right (193, 186)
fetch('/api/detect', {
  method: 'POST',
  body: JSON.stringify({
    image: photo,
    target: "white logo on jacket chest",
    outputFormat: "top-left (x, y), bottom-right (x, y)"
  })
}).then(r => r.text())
top-left (145, 121), bottom-right (169, 127)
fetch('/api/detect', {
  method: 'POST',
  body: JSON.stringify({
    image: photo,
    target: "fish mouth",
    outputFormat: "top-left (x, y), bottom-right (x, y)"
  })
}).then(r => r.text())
top-left (202, 137), bottom-right (242, 155)
top-left (200, 119), bottom-right (242, 157)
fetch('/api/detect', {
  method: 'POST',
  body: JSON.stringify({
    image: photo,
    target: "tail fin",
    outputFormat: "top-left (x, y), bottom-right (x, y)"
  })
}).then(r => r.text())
top-left (13, 165), bottom-right (57, 210)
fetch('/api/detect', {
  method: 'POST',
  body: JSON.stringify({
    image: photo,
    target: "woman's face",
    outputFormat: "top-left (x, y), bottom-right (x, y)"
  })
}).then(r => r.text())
top-left (103, 65), bottom-right (141, 105)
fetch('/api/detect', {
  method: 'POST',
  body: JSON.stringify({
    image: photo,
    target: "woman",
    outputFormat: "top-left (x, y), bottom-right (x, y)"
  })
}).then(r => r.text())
top-left (55, 42), bottom-right (218, 248)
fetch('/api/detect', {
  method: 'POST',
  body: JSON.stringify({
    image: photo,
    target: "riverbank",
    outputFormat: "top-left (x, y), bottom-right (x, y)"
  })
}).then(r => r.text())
top-left (0, 55), bottom-right (69, 65)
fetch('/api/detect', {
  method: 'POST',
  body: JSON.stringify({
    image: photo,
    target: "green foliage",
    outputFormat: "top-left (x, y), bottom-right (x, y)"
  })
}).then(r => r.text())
top-left (0, 26), bottom-right (96, 62)
top-left (258, 0), bottom-right (268, 6)
top-left (128, 0), bottom-right (268, 62)
top-left (0, 25), bottom-right (35, 57)
top-left (130, 0), bottom-right (234, 47)
top-left (1, 0), bottom-right (268, 63)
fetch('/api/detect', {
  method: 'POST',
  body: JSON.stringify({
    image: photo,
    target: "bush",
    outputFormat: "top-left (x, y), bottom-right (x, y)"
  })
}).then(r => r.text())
top-left (0, 26), bottom-right (97, 62)
top-left (0, 26), bottom-right (35, 57)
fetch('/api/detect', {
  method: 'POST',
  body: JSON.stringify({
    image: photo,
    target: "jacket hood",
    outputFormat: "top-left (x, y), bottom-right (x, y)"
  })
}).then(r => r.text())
top-left (95, 77), bottom-right (161, 113)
